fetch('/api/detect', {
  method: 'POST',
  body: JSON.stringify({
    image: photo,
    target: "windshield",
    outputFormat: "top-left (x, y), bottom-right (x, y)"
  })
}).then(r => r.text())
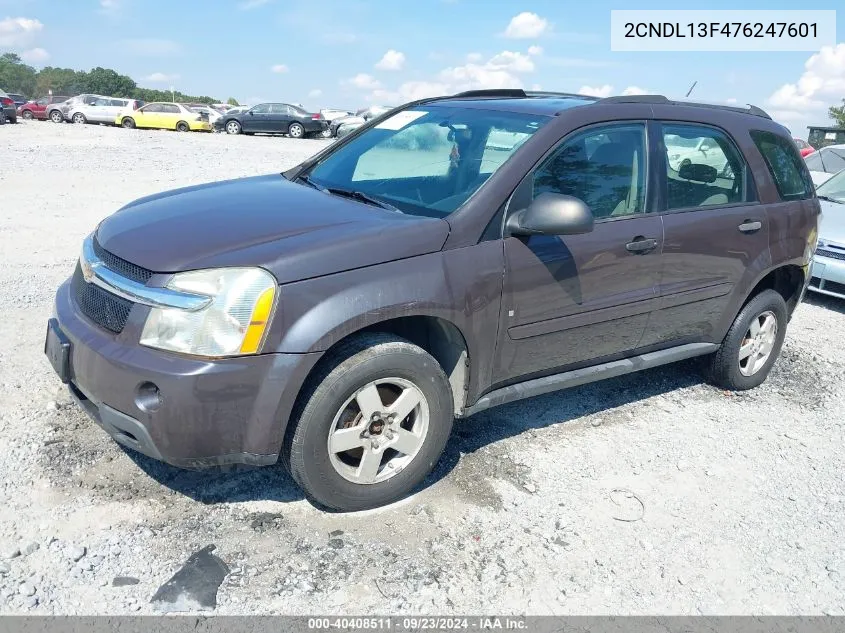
top-left (304, 106), bottom-right (550, 217)
top-left (817, 169), bottom-right (845, 203)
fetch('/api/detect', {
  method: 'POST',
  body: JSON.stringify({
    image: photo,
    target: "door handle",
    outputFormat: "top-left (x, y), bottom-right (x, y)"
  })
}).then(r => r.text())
top-left (626, 237), bottom-right (658, 254)
top-left (738, 219), bottom-right (762, 234)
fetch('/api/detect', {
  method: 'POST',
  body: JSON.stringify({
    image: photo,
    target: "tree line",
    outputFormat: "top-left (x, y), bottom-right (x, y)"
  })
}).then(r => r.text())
top-left (0, 53), bottom-right (238, 106)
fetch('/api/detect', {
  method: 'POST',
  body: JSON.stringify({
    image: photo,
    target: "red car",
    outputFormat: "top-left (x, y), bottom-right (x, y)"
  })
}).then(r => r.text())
top-left (18, 95), bottom-right (69, 121)
top-left (794, 137), bottom-right (815, 158)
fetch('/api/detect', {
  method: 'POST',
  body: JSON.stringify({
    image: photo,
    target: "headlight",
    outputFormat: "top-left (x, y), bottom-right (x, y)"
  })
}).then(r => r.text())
top-left (140, 267), bottom-right (276, 357)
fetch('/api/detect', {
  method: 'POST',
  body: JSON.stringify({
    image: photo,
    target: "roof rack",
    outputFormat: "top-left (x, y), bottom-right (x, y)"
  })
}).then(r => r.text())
top-left (597, 94), bottom-right (772, 119)
top-left (449, 89), bottom-right (599, 102)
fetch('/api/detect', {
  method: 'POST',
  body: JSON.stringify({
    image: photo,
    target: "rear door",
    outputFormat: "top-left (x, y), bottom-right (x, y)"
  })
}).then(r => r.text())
top-left (160, 104), bottom-right (181, 129)
top-left (641, 121), bottom-right (768, 346)
top-left (494, 121), bottom-right (664, 382)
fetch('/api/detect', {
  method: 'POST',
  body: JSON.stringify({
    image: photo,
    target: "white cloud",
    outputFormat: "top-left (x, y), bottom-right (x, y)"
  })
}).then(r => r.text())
top-left (142, 72), bottom-right (180, 83)
top-left (270, 64), bottom-right (289, 73)
top-left (375, 49), bottom-right (405, 71)
top-left (767, 44), bottom-right (845, 111)
top-left (344, 73), bottom-right (381, 90)
top-left (20, 47), bottom-right (49, 63)
top-left (238, 0), bottom-right (272, 8)
top-left (119, 38), bottom-right (181, 56)
top-left (621, 86), bottom-right (648, 96)
top-left (99, 0), bottom-right (121, 13)
top-left (503, 12), bottom-right (549, 39)
top-left (308, 88), bottom-right (323, 98)
top-left (527, 45), bottom-right (543, 56)
top-left (487, 50), bottom-right (534, 73)
top-left (578, 84), bottom-right (614, 98)
top-left (725, 97), bottom-right (738, 104)
top-left (0, 16), bottom-right (43, 48)
top-left (466, 52), bottom-right (482, 62)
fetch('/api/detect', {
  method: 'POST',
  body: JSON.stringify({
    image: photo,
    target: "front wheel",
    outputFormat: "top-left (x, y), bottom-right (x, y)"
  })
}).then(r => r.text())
top-left (284, 333), bottom-right (454, 511)
top-left (288, 122), bottom-right (304, 139)
top-left (705, 289), bottom-right (788, 390)
top-left (225, 120), bottom-right (241, 135)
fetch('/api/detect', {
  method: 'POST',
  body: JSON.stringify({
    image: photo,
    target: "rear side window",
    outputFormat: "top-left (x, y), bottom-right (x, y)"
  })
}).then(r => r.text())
top-left (662, 123), bottom-right (747, 210)
top-left (750, 130), bottom-right (814, 201)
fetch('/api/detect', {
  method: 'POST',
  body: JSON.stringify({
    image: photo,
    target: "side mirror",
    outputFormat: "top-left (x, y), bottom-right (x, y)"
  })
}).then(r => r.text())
top-left (507, 193), bottom-right (595, 236)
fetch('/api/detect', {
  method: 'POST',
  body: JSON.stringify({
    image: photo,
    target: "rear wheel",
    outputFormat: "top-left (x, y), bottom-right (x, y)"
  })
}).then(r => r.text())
top-left (49, 110), bottom-right (63, 123)
top-left (121, 117), bottom-right (136, 129)
top-left (284, 333), bottom-right (454, 511)
top-left (705, 289), bottom-right (787, 390)
top-left (21, 110), bottom-right (34, 120)
top-left (72, 112), bottom-right (86, 124)
top-left (288, 122), bottom-right (304, 139)
top-left (175, 120), bottom-right (189, 132)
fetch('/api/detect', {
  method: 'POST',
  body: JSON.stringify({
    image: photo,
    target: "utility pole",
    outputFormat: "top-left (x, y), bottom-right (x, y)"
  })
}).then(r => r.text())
top-left (171, 86), bottom-right (175, 102)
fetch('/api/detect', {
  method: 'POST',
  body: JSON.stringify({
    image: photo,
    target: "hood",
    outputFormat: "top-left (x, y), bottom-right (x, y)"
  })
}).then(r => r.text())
top-left (819, 199), bottom-right (845, 246)
top-left (95, 174), bottom-right (450, 284)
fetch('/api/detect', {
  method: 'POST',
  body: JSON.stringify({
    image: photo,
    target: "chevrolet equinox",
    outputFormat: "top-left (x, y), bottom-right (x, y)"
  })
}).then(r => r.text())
top-left (45, 90), bottom-right (820, 511)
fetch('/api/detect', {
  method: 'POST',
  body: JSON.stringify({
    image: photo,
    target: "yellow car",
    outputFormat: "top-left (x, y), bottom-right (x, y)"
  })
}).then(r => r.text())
top-left (115, 102), bottom-right (212, 132)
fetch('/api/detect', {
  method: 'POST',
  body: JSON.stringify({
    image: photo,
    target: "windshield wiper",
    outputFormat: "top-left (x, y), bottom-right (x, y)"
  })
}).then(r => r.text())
top-left (324, 187), bottom-right (400, 212)
top-left (295, 174), bottom-right (327, 192)
top-left (818, 195), bottom-right (844, 204)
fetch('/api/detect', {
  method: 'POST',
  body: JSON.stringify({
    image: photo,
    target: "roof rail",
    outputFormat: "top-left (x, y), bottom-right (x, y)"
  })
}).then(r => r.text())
top-left (524, 90), bottom-right (598, 101)
top-left (451, 89), bottom-right (527, 99)
top-left (597, 94), bottom-right (772, 119)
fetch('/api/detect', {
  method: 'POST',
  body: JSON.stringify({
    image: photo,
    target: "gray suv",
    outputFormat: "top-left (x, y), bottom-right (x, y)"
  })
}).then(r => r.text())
top-left (45, 90), bottom-right (819, 511)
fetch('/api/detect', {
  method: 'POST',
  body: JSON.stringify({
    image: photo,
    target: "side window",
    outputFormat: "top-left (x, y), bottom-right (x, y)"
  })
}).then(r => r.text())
top-left (36, 98), bottom-right (48, 106)
top-left (662, 124), bottom-right (746, 210)
top-left (821, 148), bottom-right (845, 173)
top-left (93, 98), bottom-right (110, 107)
top-left (141, 104), bottom-right (162, 113)
top-left (110, 99), bottom-right (126, 107)
top-left (163, 104), bottom-right (180, 114)
top-left (750, 130), bottom-right (814, 201)
top-left (269, 104), bottom-right (288, 114)
top-left (533, 123), bottom-right (646, 219)
top-left (251, 104), bottom-right (270, 114)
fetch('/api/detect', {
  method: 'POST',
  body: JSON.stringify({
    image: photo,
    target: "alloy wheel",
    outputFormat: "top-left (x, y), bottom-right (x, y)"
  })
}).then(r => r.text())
top-left (738, 310), bottom-right (778, 376)
top-left (327, 378), bottom-right (429, 485)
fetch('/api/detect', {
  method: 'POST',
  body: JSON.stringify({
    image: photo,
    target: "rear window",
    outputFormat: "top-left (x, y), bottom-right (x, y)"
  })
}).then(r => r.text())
top-left (750, 130), bottom-right (814, 201)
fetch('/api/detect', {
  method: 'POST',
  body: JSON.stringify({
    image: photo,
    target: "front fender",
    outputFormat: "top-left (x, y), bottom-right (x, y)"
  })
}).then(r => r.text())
top-left (267, 244), bottom-right (505, 401)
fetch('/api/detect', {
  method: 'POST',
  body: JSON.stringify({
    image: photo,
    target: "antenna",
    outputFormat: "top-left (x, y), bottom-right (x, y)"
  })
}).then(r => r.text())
top-left (685, 81), bottom-right (697, 98)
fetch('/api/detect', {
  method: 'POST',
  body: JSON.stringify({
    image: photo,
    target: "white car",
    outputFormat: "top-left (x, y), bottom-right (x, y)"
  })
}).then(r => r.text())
top-left (804, 144), bottom-right (845, 186)
top-left (665, 133), bottom-right (735, 178)
top-left (68, 97), bottom-right (142, 125)
top-left (189, 105), bottom-right (222, 125)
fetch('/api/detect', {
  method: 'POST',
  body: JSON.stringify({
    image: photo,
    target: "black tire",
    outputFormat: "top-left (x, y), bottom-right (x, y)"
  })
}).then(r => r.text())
top-left (22, 110), bottom-right (34, 120)
top-left (175, 121), bottom-right (189, 132)
top-left (225, 120), bottom-right (241, 135)
top-left (284, 333), bottom-right (454, 511)
top-left (49, 110), bottom-right (63, 123)
top-left (0, 112), bottom-right (5, 125)
top-left (9, 115), bottom-right (16, 124)
top-left (121, 117), bottom-right (136, 129)
top-left (288, 122), bottom-right (304, 139)
top-left (71, 112), bottom-right (86, 124)
top-left (705, 289), bottom-right (788, 391)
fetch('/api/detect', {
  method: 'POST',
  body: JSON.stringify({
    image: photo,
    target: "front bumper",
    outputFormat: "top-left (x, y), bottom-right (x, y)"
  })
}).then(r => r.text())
top-left (808, 250), bottom-right (845, 299)
top-left (51, 279), bottom-right (321, 468)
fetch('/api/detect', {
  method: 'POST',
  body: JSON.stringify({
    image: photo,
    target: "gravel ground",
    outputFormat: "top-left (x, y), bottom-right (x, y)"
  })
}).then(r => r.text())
top-left (1, 121), bottom-right (844, 616)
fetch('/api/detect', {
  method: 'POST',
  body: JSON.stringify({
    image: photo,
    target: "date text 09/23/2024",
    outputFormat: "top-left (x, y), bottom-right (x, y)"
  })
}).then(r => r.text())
top-left (307, 617), bottom-right (528, 630)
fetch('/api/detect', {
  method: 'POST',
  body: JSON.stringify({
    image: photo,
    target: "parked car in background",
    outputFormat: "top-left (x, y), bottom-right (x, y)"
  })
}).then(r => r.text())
top-left (794, 138), bottom-right (814, 158)
top-left (68, 97), bottom-right (143, 125)
top-left (665, 132), bottom-right (736, 178)
top-left (17, 95), bottom-right (69, 120)
top-left (46, 90), bottom-right (817, 511)
top-left (7, 93), bottom-right (26, 109)
top-left (0, 89), bottom-right (16, 123)
top-left (804, 144), bottom-right (845, 186)
top-left (329, 113), bottom-right (365, 138)
top-left (214, 103), bottom-right (327, 138)
top-left (357, 105), bottom-right (391, 120)
top-left (336, 118), bottom-right (365, 139)
top-left (320, 108), bottom-right (354, 121)
top-left (116, 102), bottom-right (211, 132)
top-left (188, 105), bottom-right (222, 125)
top-left (49, 94), bottom-right (102, 123)
top-left (808, 168), bottom-right (845, 299)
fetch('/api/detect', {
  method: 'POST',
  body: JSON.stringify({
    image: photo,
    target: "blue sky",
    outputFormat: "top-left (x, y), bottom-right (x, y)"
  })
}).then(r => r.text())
top-left (1, 0), bottom-right (843, 136)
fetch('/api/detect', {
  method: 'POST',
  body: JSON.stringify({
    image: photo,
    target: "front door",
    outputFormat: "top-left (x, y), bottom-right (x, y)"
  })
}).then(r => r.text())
top-left (243, 104), bottom-right (272, 132)
top-left (494, 122), bottom-right (663, 383)
top-left (135, 103), bottom-right (161, 128)
top-left (642, 122), bottom-right (770, 347)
